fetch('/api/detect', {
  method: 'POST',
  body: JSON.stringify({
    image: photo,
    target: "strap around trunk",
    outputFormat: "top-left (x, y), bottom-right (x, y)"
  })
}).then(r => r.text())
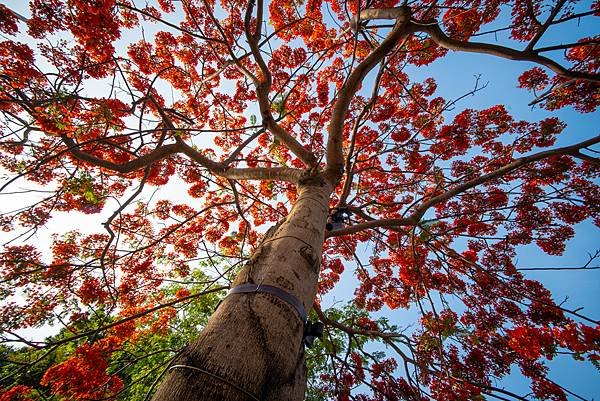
top-left (227, 283), bottom-right (308, 323)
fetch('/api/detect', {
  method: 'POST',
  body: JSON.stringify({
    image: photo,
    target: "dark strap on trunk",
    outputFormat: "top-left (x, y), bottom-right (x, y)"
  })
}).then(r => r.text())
top-left (228, 283), bottom-right (307, 323)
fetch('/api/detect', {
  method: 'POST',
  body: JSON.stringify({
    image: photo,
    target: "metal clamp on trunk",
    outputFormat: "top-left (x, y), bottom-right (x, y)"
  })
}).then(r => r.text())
top-left (303, 321), bottom-right (324, 348)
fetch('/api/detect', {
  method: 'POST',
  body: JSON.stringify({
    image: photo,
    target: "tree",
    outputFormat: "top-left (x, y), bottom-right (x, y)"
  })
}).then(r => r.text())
top-left (0, 0), bottom-right (599, 400)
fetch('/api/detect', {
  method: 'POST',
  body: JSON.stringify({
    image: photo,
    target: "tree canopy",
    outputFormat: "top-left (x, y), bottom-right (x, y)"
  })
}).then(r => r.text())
top-left (0, 0), bottom-right (599, 400)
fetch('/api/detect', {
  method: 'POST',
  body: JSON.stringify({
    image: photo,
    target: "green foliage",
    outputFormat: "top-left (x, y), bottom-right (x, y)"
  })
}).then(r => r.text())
top-left (272, 95), bottom-right (286, 115)
top-left (0, 265), bottom-right (226, 400)
top-left (114, 269), bottom-right (225, 400)
top-left (65, 172), bottom-right (101, 205)
top-left (305, 303), bottom-right (398, 399)
top-left (0, 311), bottom-right (112, 399)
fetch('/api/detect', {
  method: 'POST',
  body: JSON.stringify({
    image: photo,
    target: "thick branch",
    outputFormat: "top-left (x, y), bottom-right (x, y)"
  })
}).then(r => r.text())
top-left (265, 117), bottom-right (318, 167)
top-left (350, 7), bottom-right (409, 32)
top-left (5, 7), bottom-right (28, 22)
top-left (572, 151), bottom-right (600, 166)
top-left (329, 135), bottom-right (600, 236)
top-left (325, 7), bottom-right (411, 184)
top-left (63, 136), bottom-right (302, 182)
top-left (314, 304), bottom-right (401, 340)
top-left (177, 138), bottom-right (303, 181)
top-left (410, 21), bottom-right (600, 83)
top-left (221, 166), bottom-right (304, 182)
top-left (326, 217), bottom-right (417, 237)
top-left (535, 40), bottom-right (600, 54)
top-left (411, 134), bottom-right (600, 220)
top-left (62, 135), bottom-right (181, 173)
top-left (525, 0), bottom-right (567, 52)
top-left (245, 0), bottom-right (317, 168)
top-left (174, 138), bottom-right (231, 173)
top-left (245, 0), bottom-right (268, 80)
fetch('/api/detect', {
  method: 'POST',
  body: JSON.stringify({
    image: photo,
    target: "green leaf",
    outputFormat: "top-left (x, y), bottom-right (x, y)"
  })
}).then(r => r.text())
top-left (83, 190), bottom-right (99, 204)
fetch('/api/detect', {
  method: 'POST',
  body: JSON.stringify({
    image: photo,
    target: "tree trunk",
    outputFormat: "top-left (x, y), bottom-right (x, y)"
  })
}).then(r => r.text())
top-left (152, 178), bottom-right (332, 401)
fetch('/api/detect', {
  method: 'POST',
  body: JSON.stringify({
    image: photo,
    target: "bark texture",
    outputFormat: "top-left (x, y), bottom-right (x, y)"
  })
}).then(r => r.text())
top-left (151, 178), bottom-right (332, 401)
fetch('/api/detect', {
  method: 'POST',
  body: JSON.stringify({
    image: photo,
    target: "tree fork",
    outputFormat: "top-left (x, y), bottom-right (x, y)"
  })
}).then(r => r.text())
top-left (151, 178), bottom-right (332, 401)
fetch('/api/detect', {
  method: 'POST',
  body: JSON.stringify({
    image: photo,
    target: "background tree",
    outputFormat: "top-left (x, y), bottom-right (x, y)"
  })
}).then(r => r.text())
top-left (0, 0), bottom-right (599, 400)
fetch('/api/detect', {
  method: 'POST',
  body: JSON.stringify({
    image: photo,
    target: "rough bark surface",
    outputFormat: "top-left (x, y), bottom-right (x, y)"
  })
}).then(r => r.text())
top-left (151, 179), bottom-right (332, 401)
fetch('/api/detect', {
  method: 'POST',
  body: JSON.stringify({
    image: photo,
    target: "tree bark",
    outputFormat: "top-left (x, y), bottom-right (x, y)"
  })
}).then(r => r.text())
top-left (151, 176), bottom-right (332, 401)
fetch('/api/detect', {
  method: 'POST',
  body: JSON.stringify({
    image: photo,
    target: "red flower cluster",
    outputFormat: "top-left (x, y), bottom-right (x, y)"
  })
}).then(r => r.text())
top-left (41, 338), bottom-right (124, 400)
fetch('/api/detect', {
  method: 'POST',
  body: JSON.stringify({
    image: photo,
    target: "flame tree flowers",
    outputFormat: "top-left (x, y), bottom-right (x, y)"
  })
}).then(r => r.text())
top-left (0, 0), bottom-right (599, 400)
